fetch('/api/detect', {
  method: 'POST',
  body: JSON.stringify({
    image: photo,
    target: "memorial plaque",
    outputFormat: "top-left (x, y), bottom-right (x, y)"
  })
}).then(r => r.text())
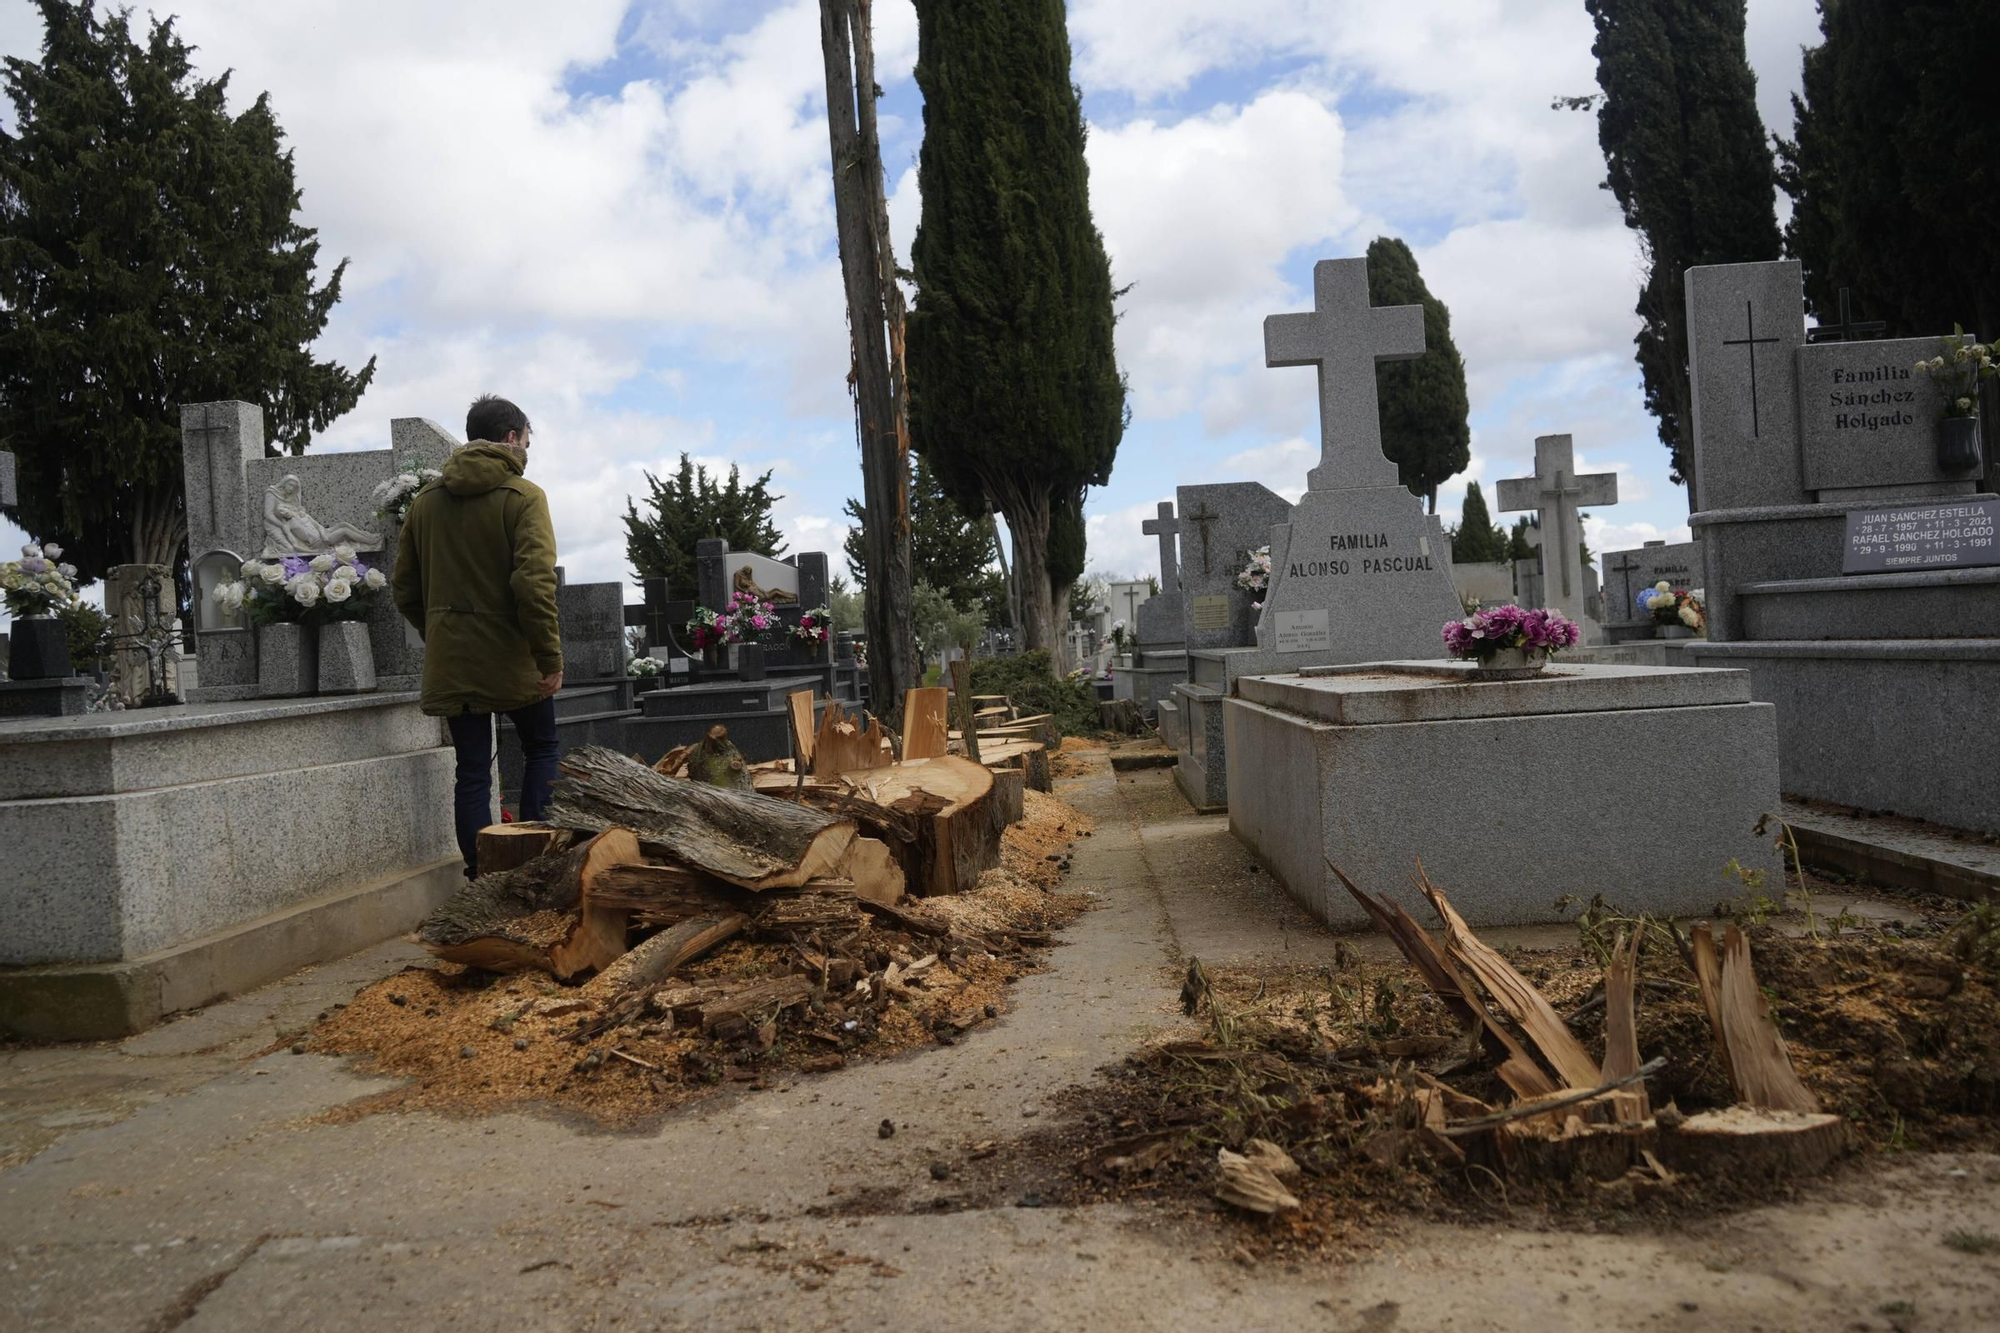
top-left (1842, 498), bottom-right (2000, 573)
top-left (1273, 609), bottom-right (1331, 653)
top-left (1799, 337), bottom-right (1966, 493)
top-left (1190, 595), bottom-right (1232, 631)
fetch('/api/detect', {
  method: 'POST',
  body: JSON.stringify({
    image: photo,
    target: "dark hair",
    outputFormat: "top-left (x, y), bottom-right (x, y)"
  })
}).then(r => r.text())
top-left (465, 394), bottom-right (530, 443)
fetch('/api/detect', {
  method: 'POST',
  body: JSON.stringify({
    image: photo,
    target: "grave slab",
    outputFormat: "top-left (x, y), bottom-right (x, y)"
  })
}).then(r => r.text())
top-left (1225, 663), bottom-right (1783, 928)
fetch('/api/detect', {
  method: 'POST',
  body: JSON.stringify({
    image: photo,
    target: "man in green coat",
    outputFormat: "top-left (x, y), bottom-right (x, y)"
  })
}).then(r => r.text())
top-left (393, 395), bottom-right (564, 878)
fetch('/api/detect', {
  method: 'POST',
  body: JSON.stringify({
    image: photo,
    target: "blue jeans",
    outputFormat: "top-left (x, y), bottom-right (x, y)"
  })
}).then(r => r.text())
top-left (446, 698), bottom-right (558, 877)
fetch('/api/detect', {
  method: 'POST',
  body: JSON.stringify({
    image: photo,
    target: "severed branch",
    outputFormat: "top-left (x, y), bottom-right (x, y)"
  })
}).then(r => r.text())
top-left (1438, 1056), bottom-right (1668, 1137)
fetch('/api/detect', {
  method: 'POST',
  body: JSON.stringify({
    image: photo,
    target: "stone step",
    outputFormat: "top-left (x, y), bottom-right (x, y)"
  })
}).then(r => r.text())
top-left (1738, 567), bottom-right (2000, 640)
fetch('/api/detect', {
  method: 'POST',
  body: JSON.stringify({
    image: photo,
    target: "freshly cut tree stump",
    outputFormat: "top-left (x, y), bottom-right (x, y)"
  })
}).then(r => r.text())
top-left (547, 746), bottom-right (856, 891)
top-left (475, 823), bottom-right (575, 876)
top-left (849, 757), bottom-right (1001, 896)
top-left (418, 829), bottom-right (644, 977)
top-left (991, 768), bottom-right (1026, 827)
top-left (1652, 1107), bottom-right (1849, 1179)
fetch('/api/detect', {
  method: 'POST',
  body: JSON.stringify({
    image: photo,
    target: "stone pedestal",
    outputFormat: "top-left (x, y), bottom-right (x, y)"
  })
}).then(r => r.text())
top-left (0, 677), bottom-right (91, 719)
top-left (318, 620), bottom-right (378, 694)
top-left (1224, 661), bottom-right (1782, 927)
top-left (0, 693), bottom-right (458, 1038)
top-left (257, 623), bottom-right (317, 698)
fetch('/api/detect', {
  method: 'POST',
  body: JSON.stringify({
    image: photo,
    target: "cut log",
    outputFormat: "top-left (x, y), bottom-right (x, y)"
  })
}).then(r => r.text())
top-left (849, 757), bottom-right (1001, 896)
top-left (1419, 866), bottom-right (1602, 1091)
top-left (787, 690), bottom-right (817, 770)
top-left (1652, 1106), bottom-right (1848, 1179)
top-left (1716, 925), bottom-right (1821, 1114)
top-left (991, 768), bottom-right (1026, 826)
top-left (810, 700), bottom-right (893, 776)
top-left (586, 862), bottom-right (742, 916)
top-left (687, 724), bottom-right (754, 791)
top-left (547, 746), bottom-right (857, 891)
top-left (1601, 930), bottom-right (1651, 1125)
top-left (1098, 698), bottom-right (1143, 734)
top-left (902, 687), bottom-right (950, 760)
top-left (417, 828), bottom-right (643, 978)
top-left (838, 836), bottom-right (906, 906)
top-left (754, 890), bottom-right (864, 939)
top-left (475, 822), bottom-right (575, 876)
top-left (583, 913), bottom-right (747, 997)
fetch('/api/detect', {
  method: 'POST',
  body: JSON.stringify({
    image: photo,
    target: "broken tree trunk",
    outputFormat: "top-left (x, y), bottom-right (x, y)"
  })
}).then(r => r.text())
top-left (1601, 930), bottom-right (1651, 1125)
top-left (902, 687), bottom-right (949, 760)
top-left (583, 913), bottom-right (747, 998)
top-left (547, 745), bottom-right (857, 891)
top-left (849, 756), bottom-right (1001, 895)
top-left (417, 829), bottom-right (643, 977)
top-left (950, 658), bottom-right (980, 765)
top-left (687, 724), bottom-right (755, 791)
top-left (811, 699), bottom-right (893, 776)
top-left (1704, 924), bottom-right (1822, 1114)
top-left (475, 822), bottom-right (575, 876)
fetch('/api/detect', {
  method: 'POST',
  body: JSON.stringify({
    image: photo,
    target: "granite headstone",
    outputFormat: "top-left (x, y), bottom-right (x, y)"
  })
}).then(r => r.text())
top-left (1175, 482), bottom-right (1294, 651)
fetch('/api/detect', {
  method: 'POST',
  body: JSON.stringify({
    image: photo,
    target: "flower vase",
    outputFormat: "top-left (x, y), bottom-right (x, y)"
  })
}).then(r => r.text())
top-left (1657, 625), bottom-right (1694, 641)
top-left (736, 642), bottom-right (768, 682)
top-left (257, 622), bottom-right (319, 698)
top-left (1470, 646), bottom-right (1550, 681)
top-left (6, 614), bottom-right (72, 681)
top-left (1938, 416), bottom-right (1983, 474)
top-left (317, 620), bottom-right (377, 694)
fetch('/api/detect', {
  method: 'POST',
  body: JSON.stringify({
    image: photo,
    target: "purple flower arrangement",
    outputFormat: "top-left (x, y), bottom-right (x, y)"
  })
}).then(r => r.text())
top-left (1440, 604), bottom-right (1581, 661)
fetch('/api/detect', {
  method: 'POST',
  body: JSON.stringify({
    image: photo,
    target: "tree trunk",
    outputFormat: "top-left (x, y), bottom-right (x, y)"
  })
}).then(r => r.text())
top-left (820, 0), bottom-right (916, 732)
top-left (1002, 486), bottom-right (1058, 670)
top-left (988, 513), bottom-right (1017, 632)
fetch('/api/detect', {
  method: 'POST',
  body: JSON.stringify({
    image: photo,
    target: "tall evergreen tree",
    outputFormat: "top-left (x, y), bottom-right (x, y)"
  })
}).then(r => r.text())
top-left (844, 454), bottom-right (1006, 623)
top-left (0, 1), bottom-right (374, 580)
top-left (1583, 0), bottom-right (1781, 501)
top-left (1778, 0), bottom-right (2000, 343)
top-left (623, 455), bottom-right (785, 602)
top-left (1366, 237), bottom-right (1471, 513)
top-left (1507, 517), bottom-right (1536, 562)
top-left (906, 0), bottom-right (1127, 668)
top-left (1449, 482), bottom-right (1507, 563)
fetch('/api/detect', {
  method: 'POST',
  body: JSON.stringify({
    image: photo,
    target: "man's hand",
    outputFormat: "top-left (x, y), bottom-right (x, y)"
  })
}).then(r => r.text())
top-left (538, 670), bottom-right (564, 697)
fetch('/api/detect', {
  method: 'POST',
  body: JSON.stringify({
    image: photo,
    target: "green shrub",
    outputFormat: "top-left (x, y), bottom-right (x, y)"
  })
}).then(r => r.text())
top-left (59, 600), bottom-right (115, 672)
top-left (968, 650), bottom-right (1099, 737)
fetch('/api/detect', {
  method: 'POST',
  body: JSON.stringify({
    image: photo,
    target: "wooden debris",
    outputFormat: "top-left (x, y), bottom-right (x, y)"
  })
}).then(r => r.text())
top-left (901, 687), bottom-right (950, 760)
top-left (547, 746), bottom-right (857, 891)
top-left (418, 829), bottom-right (643, 978)
top-left (811, 699), bottom-right (893, 776)
top-left (1601, 930), bottom-right (1650, 1125)
top-left (585, 913), bottom-right (746, 997)
top-left (950, 659), bottom-right (981, 765)
top-left (1713, 924), bottom-right (1822, 1114)
top-left (1215, 1146), bottom-right (1302, 1214)
top-left (475, 822), bottom-right (575, 876)
top-left (837, 836), bottom-right (906, 906)
top-left (698, 975), bottom-right (815, 1039)
top-left (686, 724), bottom-right (754, 791)
top-left (787, 690), bottom-right (817, 770)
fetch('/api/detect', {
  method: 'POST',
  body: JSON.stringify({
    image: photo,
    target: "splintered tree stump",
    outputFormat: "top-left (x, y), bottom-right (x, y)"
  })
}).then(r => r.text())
top-left (417, 829), bottom-right (643, 977)
top-left (547, 745), bottom-right (856, 891)
top-left (1098, 698), bottom-right (1143, 735)
top-left (475, 823), bottom-right (575, 876)
top-left (849, 757), bottom-right (1001, 896)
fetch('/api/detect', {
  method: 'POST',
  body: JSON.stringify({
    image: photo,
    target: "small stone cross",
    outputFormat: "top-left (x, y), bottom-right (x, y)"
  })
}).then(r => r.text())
top-left (1805, 287), bottom-right (1888, 346)
top-left (1496, 434), bottom-right (1618, 619)
top-left (1141, 501), bottom-right (1180, 590)
top-left (1264, 257), bottom-right (1426, 492)
top-left (1184, 503), bottom-right (1220, 575)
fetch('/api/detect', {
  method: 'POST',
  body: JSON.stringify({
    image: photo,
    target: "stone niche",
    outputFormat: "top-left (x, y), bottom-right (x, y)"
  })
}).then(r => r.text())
top-left (1225, 661), bottom-right (1783, 927)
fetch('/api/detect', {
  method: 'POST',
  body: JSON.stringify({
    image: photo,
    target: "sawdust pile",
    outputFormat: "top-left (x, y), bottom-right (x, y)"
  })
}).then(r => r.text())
top-left (304, 791), bottom-right (1096, 1125)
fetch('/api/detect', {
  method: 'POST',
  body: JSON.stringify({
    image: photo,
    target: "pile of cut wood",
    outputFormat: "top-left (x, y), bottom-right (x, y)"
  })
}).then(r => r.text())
top-left (1324, 864), bottom-right (1848, 1195)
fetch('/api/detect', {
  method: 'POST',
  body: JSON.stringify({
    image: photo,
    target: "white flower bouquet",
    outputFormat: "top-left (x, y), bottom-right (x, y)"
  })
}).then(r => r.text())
top-left (370, 455), bottom-right (445, 523)
top-left (1915, 327), bottom-right (1995, 420)
top-left (2, 543), bottom-right (80, 618)
top-left (213, 544), bottom-right (387, 626)
top-left (628, 655), bottom-right (667, 678)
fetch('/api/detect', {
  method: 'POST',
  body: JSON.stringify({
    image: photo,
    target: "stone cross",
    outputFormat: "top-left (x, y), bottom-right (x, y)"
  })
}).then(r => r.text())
top-left (1806, 287), bottom-right (1887, 346)
top-left (1184, 502), bottom-right (1220, 575)
top-left (181, 401), bottom-right (267, 558)
top-left (1120, 584), bottom-right (1144, 624)
top-left (1264, 257), bottom-right (1426, 492)
top-left (1141, 501), bottom-right (1180, 591)
top-left (1496, 434), bottom-right (1618, 623)
top-left (0, 450), bottom-right (16, 507)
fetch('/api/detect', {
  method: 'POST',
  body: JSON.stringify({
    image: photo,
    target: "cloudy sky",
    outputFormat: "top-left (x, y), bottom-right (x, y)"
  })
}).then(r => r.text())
top-left (0, 0), bottom-right (1827, 607)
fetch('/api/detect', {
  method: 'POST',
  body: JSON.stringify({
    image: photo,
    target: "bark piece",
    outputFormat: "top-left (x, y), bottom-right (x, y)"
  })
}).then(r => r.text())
top-left (1601, 930), bottom-right (1651, 1125)
top-left (1419, 866), bottom-right (1602, 1091)
top-left (902, 687), bottom-right (950, 760)
top-left (688, 724), bottom-right (754, 791)
top-left (838, 836), bottom-right (906, 906)
top-left (547, 745), bottom-right (857, 891)
top-left (811, 700), bottom-right (893, 776)
top-left (417, 829), bottom-right (643, 977)
top-left (585, 914), bottom-right (747, 997)
top-left (849, 757), bottom-right (1001, 896)
top-left (1716, 925), bottom-right (1821, 1114)
top-left (475, 823), bottom-right (575, 876)
top-left (1215, 1148), bottom-right (1301, 1214)
top-left (698, 975), bottom-right (816, 1039)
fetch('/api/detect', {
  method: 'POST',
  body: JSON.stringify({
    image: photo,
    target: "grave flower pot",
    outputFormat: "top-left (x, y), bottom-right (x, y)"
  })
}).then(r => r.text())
top-left (1469, 646), bottom-right (1550, 681)
top-left (1657, 625), bottom-right (1695, 641)
top-left (6, 615), bottom-right (71, 681)
top-left (736, 642), bottom-right (768, 682)
top-left (316, 620), bottom-right (377, 695)
top-left (257, 622), bottom-right (319, 698)
top-left (1938, 416), bottom-right (1983, 474)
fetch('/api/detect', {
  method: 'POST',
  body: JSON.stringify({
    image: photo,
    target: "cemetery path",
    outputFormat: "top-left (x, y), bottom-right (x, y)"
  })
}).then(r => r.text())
top-left (0, 755), bottom-right (1994, 1331)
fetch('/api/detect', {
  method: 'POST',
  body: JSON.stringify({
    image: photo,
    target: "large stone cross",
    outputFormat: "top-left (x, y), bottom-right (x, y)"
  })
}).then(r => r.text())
top-left (1141, 501), bottom-right (1180, 591)
top-left (1497, 434), bottom-right (1618, 623)
top-left (1264, 257), bottom-right (1427, 492)
top-left (0, 449), bottom-right (16, 508)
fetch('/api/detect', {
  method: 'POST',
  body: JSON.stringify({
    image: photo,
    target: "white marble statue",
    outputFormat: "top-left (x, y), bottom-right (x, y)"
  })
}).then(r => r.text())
top-left (260, 475), bottom-right (383, 557)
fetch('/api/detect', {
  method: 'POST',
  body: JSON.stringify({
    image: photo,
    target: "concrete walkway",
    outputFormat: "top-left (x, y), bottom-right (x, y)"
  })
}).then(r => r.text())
top-left (2, 756), bottom-right (1995, 1332)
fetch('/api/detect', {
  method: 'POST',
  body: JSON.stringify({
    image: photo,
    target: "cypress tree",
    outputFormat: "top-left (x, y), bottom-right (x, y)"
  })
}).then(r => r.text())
top-left (624, 455), bottom-right (785, 602)
top-left (1450, 482), bottom-right (1506, 564)
top-left (1507, 518), bottom-right (1536, 563)
top-left (906, 0), bottom-right (1127, 667)
top-left (0, 1), bottom-right (374, 580)
top-left (1366, 237), bottom-right (1471, 513)
top-left (1778, 0), bottom-right (2000, 342)
top-left (1583, 0), bottom-right (1781, 501)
